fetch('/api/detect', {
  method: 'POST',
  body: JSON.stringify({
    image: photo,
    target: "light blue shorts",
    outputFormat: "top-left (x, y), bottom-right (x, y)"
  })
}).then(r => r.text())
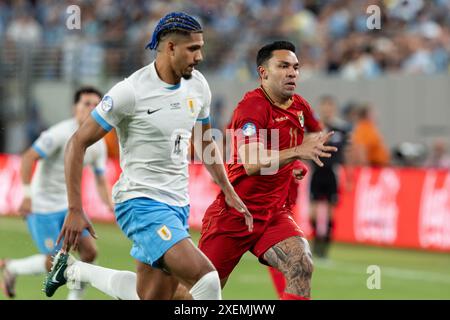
top-left (26, 209), bottom-right (90, 255)
top-left (115, 197), bottom-right (190, 268)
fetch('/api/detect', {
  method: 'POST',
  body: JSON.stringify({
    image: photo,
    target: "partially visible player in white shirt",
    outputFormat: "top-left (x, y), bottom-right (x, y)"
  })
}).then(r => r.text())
top-left (0, 87), bottom-right (113, 300)
top-left (43, 12), bottom-right (252, 300)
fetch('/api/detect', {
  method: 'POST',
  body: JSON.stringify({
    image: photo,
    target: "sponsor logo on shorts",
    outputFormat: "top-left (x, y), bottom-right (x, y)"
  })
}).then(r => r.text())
top-left (157, 225), bottom-right (172, 241)
top-left (101, 96), bottom-right (113, 112)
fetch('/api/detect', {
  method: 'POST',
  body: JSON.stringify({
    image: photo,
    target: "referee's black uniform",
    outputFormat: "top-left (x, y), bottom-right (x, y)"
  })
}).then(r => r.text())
top-left (310, 118), bottom-right (351, 258)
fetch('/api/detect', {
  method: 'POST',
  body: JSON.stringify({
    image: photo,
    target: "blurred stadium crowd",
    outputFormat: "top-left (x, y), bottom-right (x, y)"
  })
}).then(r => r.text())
top-left (1, 0), bottom-right (450, 80)
top-left (0, 0), bottom-right (449, 168)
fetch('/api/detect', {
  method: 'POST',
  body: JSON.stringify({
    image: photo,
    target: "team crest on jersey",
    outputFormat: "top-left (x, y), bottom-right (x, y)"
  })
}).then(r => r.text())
top-left (44, 238), bottom-right (54, 250)
top-left (242, 122), bottom-right (257, 136)
top-left (101, 96), bottom-right (113, 112)
top-left (298, 111), bottom-right (304, 128)
top-left (157, 225), bottom-right (172, 241)
top-left (186, 98), bottom-right (196, 117)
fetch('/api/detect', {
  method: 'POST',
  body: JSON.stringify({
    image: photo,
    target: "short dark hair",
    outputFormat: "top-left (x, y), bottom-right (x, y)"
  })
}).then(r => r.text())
top-left (256, 41), bottom-right (296, 68)
top-left (74, 86), bottom-right (102, 104)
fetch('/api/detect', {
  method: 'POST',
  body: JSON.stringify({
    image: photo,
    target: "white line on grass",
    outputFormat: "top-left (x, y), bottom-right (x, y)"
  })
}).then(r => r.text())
top-left (240, 252), bottom-right (450, 284)
top-left (315, 259), bottom-right (450, 284)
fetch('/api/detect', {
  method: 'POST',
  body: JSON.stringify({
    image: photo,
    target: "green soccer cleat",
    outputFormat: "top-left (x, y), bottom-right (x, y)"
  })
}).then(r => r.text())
top-left (43, 251), bottom-right (70, 297)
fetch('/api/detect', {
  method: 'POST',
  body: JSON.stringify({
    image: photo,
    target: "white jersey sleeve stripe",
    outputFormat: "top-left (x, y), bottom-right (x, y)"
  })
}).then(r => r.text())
top-left (91, 109), bottom-right (113, 132)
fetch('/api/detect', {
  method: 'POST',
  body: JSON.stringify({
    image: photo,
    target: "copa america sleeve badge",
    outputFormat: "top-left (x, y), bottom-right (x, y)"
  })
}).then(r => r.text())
top-left (242, 122), bottom-right (257, 136)
top-left (101, 96), bottom-right (113, 112)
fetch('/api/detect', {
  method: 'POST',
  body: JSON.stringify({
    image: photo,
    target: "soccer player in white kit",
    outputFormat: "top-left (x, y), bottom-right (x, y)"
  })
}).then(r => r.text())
top-left (44, 12), bottom-right (252, 300)
top-left (0, 87), bottom-right (112, 299)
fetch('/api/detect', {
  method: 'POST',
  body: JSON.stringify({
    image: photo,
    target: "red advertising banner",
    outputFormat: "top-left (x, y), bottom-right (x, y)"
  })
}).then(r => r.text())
top-left (1, 154), bottom-right (449, 252)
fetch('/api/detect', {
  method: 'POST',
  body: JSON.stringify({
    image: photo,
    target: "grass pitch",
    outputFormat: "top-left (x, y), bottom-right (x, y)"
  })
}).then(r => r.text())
top-left (1, 216), bottom-right (449, 300)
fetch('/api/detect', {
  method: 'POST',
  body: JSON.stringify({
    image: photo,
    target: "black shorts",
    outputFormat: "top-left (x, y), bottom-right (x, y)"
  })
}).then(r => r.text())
top-left (309, 167), bottom-right (338, 204)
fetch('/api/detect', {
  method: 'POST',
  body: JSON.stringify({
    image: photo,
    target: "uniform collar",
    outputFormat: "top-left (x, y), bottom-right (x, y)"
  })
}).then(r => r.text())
top-left (259, 85), bottom-right (293, 110)
top-left (150, 61), bottom-right (182, 90)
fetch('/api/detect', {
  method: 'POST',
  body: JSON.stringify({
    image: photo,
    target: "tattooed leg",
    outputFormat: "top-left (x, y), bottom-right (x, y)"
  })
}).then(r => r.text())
top-left (263, 236), bottom-right (313, 298)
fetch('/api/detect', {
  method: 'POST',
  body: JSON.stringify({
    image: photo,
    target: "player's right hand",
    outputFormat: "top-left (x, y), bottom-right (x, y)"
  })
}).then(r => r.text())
top-left (18, 197), bottom-right (32, 217)
top-left (224, 188), bottom-right (254, 232)
top-left (56, 209), bottom-right (97, 253)
top-left (295, 131), bottom-right (338, 167)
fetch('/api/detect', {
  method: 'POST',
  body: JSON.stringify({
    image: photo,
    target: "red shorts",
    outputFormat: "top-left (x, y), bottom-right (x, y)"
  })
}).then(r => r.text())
top-left (198, 198), bottom-right (304, 280)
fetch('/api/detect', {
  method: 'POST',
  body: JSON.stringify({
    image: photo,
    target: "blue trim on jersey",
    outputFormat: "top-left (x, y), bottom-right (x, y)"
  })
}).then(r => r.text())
top-left (94, 168), bottom-right (105, 176)
top-left (32, 143), bottom-right (47, 159)
top-left (166, 83), bottom-right (181, 90)
top-left (91, 109), bottom-right (113, 132)
top-left (196, 117), bottom-right (210, 124)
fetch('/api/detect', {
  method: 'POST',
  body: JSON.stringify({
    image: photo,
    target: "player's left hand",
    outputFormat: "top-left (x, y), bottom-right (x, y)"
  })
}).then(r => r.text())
top-left (224, 188), bottom-right (253, 232)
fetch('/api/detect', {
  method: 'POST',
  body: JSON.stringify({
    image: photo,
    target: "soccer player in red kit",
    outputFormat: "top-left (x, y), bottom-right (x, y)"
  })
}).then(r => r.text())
top-left (198, 41), bottom-right (335, 300)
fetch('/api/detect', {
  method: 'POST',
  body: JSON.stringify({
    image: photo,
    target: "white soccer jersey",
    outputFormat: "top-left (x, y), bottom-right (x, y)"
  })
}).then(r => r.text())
top-left (31, 118), bottom-right (107, 214)
top-left (92, 61), bottom-right (211, 206)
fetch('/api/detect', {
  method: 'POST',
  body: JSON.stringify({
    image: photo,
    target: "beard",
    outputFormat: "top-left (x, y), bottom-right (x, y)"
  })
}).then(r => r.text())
top-left (181, 64), bottom-right (196, 80)
top-left (182, 73), bottom-right (193, 80)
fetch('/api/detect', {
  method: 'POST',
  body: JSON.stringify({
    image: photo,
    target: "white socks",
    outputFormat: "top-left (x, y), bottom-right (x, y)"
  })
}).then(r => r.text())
top-left (6, 254), bottom-right (47, 275)
top-left (67, 282), bottom-right (87, 300)
top-left (64, 261), bottom-right (221, 300)
top-left (189, 271), bottom-right (222, 300)
top-left (66, 261), bottom-right (139, 300)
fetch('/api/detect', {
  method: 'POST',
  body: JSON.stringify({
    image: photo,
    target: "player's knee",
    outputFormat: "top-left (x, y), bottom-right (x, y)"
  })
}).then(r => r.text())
top-left (184, 260), bottom-right (216, 286)
top-left (284, 238), bottom-right (314, 281)
top-left (301, 254), bottom-right (314, 279)
top-left (284, 255), bottom-right (313, 284)
top-left (300, 238), bottom-right (314, 277)
top-left (189, 271), bottom-right (221, 300)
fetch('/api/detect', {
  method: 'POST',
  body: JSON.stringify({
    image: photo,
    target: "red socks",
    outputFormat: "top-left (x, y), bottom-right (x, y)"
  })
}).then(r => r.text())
top-left (268, 267), bottom-right (311, 300)
top-left (268, 267), bottom-right (286, 298)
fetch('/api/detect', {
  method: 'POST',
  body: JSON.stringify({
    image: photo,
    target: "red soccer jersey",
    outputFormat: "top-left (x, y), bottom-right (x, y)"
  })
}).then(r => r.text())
top-left (224, 87), bottom-right (321, 221)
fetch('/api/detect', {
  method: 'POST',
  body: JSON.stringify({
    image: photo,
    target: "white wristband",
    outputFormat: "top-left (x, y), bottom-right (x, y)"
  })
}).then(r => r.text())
top-left (23, 184), bottom-right (32, 198)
